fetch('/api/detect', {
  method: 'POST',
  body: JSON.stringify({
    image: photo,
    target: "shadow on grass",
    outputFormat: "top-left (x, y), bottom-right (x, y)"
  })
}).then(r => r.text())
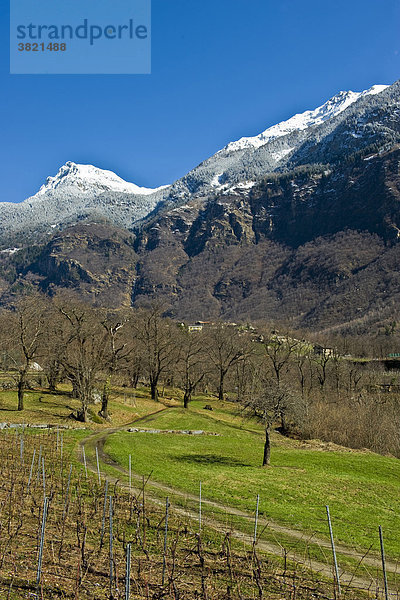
top-left (176, 453), bottom-right (250, 467)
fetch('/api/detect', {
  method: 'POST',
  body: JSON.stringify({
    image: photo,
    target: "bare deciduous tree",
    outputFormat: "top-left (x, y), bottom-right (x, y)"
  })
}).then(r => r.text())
top-left (56, 303), bottom-right (109, 422)
top-left (5, 296), bottom-right (48, 411)
top-left (40, 306), bottom-right (67, 392)
top-left (99, 315), bottom-right (131, 420)
top-left (177, 328), bottom-right (208, 408)
top-left (243, 374), bottom-right (296, 466)
top-left (262, 333), bottom-right (302, 432)
top-left (131, 305), bottom-right (179, 401)
top-left (204, 324), bottom-right (249, 402)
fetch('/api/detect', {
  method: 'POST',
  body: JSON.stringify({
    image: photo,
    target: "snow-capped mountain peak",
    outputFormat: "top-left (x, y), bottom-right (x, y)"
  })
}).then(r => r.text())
top-left (35, 161), bottom-right (168, 199)
top-left (221, 84), bottom-right (389, 153)
top-left (0, 162), bottom-right (171, 242)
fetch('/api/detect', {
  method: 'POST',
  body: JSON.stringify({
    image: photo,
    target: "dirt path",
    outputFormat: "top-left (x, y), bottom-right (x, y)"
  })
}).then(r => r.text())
top-left (78, 407), bottom-right (398, 595)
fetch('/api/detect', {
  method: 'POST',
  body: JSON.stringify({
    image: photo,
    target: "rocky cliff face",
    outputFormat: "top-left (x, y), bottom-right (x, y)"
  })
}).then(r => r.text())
top-left (124, 144), bottom-right (400, 329)
top-left (0, 223), bottom-right (138, 308)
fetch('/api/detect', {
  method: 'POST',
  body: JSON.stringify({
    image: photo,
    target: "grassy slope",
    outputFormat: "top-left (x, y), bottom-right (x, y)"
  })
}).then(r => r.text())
top-left (2, 384), bottom-right (399, 568)
top-left (105, 398), bottom-right (400, 560)
top-left (0, 385), bottom-right (161, 427)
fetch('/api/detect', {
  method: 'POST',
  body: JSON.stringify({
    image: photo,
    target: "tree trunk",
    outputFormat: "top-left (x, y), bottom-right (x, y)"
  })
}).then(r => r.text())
top-left (77, 388), bottom-right (89, 423)
top-left (99, 377), bottom-right (112, 420)
top-left (280, 411), bottom-right (287, 435)
top-left (262, 426), bottom-right (271, 466)
top-left (48, 379), bottom-right (57, 393)
top-left (17, 373), bottom-right (25, 411)
top-left (183, 390), bottom-right (190, 409)
top-left (47, 362), bottom-right (60, 392)
top-left (150, 380), bottom-right (159, 402)
top-left (47, 369), bottom-right (59, 392)
top-left (77, 404), bottom-right (88, 423)
top-left (218, 373), bottom-right (224, 402)
top-left (71, 379), bottom-right (80, 399)
top-left (99, 383), bottom-right (109, 420)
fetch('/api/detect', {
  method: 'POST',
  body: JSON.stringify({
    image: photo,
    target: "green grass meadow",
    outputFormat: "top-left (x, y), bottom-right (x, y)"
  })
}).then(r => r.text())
top-left (104, 400), bottom-right (400, 561)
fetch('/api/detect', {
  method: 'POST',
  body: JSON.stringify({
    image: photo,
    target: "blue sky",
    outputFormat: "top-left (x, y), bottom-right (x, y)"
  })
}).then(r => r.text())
top-left (1, 0), bottom-right (399, 203)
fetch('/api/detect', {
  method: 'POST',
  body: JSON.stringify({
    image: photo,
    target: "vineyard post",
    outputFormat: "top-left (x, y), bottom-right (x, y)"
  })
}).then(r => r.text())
top-left (82, 446), bottom-right (88, 479)
top-left (109, 495), bottom-right (114, 599)
top-left (162, 496), bottom-right (169, 586)
top-left (42, 457), bottom-right (46, 501)
top-left (20, 435), bottom-right (24, 464)
top-left (101, 480), bottom-right (109, 542)
top-left (379, 526), bottom-right (389, 600)
top-left (27, 448), bottom-right (36, 493)
top-left (125, 542), bottom-right (131, 600)
top-left (36, 445), bottom-right (42, 483)
top-left (326, 505), bottom-right (341, 597)
top-left (63, 464), bottom-right (73, 519)
top-left (36, 496), bottom-right (49, 592)
top-left (142, 475), bottom-right (146, 546)
top-left (254, 494), bottom-right (260, 544)
top-left (129, 454), bottom-right (132, 491)
top-left (199, 481), bottom-right (202, 533)
top-left (96, 446), bottom-right (101, 484)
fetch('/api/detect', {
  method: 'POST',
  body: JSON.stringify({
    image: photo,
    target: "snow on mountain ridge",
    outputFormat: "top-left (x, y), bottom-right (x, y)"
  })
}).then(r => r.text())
top-left (222, 84), bottom-right (389, 153)
top-left (0, 81), bottom-right (396, 247)
top-left (0, 161), bottom-right (171, 244)
top-left (34, 161), bottom-right (168, 199)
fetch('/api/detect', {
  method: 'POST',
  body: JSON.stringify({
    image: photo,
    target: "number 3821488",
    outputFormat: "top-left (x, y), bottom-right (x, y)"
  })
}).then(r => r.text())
top-left (18, 43), bottom-right (67, 52)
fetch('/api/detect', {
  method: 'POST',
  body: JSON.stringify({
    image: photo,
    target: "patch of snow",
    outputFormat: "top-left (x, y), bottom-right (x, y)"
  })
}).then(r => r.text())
top-left (0, 161), bottom-right (172, 239)
top-left (223, 181), bottom-right (257, 194)
top-left (236, 181), bottom-right (256, 189)
top-left (271, 147), bottom-right (294, 161)
top-left (0, 248), bottom-right (20, 254)
top-left (29, 362), bottom-right (43, 372)
top-left (211, 172), bottom-right (224, 187)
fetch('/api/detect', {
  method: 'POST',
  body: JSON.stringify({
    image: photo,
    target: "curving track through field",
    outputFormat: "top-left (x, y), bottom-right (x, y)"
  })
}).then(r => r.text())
top-left (78, 406), bottom-right (399, 596)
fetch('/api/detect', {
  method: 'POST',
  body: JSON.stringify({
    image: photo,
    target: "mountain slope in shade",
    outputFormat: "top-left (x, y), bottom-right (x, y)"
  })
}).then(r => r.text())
top-left (127, 142), bottom-right (400, 329)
